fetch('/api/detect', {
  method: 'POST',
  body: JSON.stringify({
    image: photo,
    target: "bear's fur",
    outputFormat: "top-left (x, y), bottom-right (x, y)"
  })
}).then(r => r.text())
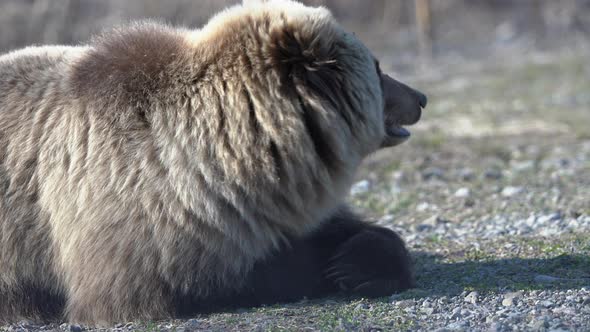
top-left (0, 0), bottom-right (425, 325)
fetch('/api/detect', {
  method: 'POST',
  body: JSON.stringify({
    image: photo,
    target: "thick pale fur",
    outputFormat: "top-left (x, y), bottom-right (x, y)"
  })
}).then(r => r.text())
top-left (0, 0), bottom-right (386, 324)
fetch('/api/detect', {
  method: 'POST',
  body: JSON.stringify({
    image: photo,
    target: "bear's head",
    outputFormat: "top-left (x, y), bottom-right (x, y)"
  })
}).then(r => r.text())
top-left (178, 0), bottom-right (428, 234)
top-left (193, 0), bottom-right (426, 165)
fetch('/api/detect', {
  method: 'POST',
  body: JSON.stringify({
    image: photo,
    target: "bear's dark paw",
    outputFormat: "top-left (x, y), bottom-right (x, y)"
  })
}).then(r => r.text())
top-left (324, 227), bottom-right (414, 298)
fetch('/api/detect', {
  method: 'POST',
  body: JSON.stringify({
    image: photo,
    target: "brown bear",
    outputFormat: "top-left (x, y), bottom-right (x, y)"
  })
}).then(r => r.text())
top-left (0, 0), bottom-right (426, 325)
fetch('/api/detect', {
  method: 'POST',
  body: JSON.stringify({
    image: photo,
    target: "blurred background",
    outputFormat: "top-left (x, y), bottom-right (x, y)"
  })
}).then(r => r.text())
top-left (1, 0), bottom-right (589, 72)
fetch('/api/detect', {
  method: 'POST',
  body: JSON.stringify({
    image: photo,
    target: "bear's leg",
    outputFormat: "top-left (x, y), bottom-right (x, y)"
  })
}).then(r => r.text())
top-left (308, 208), bottom-right (415, 297)
top-left (222, 207), bottom-right (414, 308)
top-left (0, 281), bottom-right (65, 323)
top-left (57, 220), bottom-right (176, 324)
top-left (184, 234), bottom-right (329, 313)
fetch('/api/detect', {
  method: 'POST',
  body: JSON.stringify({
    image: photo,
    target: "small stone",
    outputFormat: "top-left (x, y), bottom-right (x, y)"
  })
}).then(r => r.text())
top-left (450, 306), bottom-right (462, 320)
top-left (502, 291), bottom-right (523, 306)
top-left (512, 160), bottom-right (534, 171)
top-left (422, 307), bottom-right (435, 315)
top-left (423, 215), bottom-right (449, 226)
top-left (185, 319), bottom-right (201, 328)
top-left (422, 167), bottom-right (445, 180)
top-left (484, 169), bottom-right (503, 180)
top-left (454, 187), bottom-right (471, 198)
top-left (355, 303), bottom-right (369, 311)
top-left (530, 316), bottom-right (550, 330)
top-left (416, 202), bottom-right (432, 212)
top-left (548, 328), bottom-right (569, 332)
top-left (537, 213), bottom-right (562, 224)
top-left (507, 312), bottom-right (523, 322)
top-left (447, 321), bottom-right (468, 330)
top-left (350, 180), bottom-right (370, 195)
top-left (488, 322), bottom-right (503, 332)
top-left (397, 299), bottom-right (415, 308)
top-left (464, 291), bottom-right (479, 304)
top-left (507, 290), bottom-right (523, 298)
top-left (457, 168), bottom-right (475, 181)
top-left (7, 327), bottom-right (25, 332)
top-left (541, 300), bottom-right (554, 308)
top-left (414, 224), bottom-right (433, 232)
top-left (582, 296), bottom-right (590, 305)
top-left (69, 325), bottom-right (83, 332)
top-left (501, 186), bottom-right (523, 197)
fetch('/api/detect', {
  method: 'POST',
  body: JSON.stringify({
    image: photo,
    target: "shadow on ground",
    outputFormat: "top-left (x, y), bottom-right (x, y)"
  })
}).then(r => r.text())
top-left (399, 252), bottom-right (590, 299)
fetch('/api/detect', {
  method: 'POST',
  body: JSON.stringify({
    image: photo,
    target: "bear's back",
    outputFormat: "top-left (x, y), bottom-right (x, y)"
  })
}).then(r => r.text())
top-left (0, 46), bottom-right (87, 124)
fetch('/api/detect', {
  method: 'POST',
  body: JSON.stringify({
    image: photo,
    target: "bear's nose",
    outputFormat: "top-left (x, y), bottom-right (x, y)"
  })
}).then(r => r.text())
top-left (416, 91), bottom-right (427, 108)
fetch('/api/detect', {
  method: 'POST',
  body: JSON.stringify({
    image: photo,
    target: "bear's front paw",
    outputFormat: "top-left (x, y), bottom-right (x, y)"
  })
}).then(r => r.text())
top-left (324, 227), bottom-right (414, 297)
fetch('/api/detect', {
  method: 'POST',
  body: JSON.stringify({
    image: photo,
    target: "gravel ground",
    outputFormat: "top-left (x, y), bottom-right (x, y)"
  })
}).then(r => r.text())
top-left (2, 52), bottom-right (589, 331)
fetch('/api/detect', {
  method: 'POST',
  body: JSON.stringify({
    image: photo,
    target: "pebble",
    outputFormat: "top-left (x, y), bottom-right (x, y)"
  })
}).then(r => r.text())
top-left (450, 307), bottom-right (462, 320)
top-left (530, 317), bottom-right (550, 330)
top-left (414, 223), bottom-right (433, 232)
top-left (484, 169), bottom-right (503, 180)
top-left (454, 187), bottom-right (471, 198)
top-left (422, 167), bottom-right (445, 180)
top-left (464, 291), bottom-right (479, 304)
top-left (355, 303), bottom-right (370, 310)
top-left (502, 291), bottom-right (523, 306)
top-left (501, 186), bottom-right (524, 197)
top-left (537, 213), bottom-right (562, 224)
top-left (350, 180), bottom-right (370, 195)
top-left (446, 321), bottom-right (468, 330)
top-left (185, 319), bottom-right (201, 329)
top-left (511, 160), bottom-right (535, 171)
top-left (416, 202), bottom-right (435, 212)
top-left (422, 307), bottom-right (435, 315)
top-left (502, 298), bottom-right (514, 307)
top-left (457, 168), bottom-right (475, 181)
top-left (69, 325), bottom-right (83, 332)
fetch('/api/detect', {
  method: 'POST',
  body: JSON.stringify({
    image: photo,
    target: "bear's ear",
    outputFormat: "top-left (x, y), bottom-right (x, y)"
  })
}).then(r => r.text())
top-left (268, 20), bottom-right (346, 109)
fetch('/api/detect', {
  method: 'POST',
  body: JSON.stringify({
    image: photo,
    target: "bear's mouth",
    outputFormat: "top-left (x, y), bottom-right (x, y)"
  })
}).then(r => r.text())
top-left (381, 124), bottom-right (411, 148)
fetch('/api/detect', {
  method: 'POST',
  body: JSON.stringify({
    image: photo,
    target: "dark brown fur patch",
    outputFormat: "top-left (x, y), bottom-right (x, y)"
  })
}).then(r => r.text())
top-left (71, 22), bottom-right (187, 114)
top-left (266, 22), bottom-right (353, 172)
